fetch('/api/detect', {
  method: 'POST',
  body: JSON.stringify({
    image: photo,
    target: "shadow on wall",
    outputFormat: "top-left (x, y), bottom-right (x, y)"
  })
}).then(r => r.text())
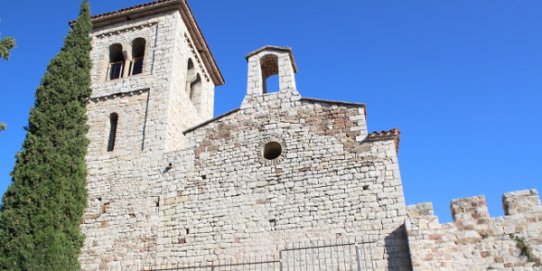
top-left (385, 225), bottom-right (413, 271)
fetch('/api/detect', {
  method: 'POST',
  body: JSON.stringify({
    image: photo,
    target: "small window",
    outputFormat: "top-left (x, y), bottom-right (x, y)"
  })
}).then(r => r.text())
top-left (187, 58), bottom-right (194, 70)
top-left (109, 44), bottom-right (124, 80)
top-left (130, 38), bottom-right (146, 76)
top-left (107, 113), bottom-right (119, 152)
top-left (185, 59), bottom-right (196, 94)
top-left (269, 219), bottom-right (277, 231)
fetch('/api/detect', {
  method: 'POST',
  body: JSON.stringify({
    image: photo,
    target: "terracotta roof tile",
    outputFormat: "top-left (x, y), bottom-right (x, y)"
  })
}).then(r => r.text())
top-left (366, 128), bottom-right (401, 152)
top-left (367, 128), bottom-right (400, 139)
top-left (91, 0), bottom-right (175, 21)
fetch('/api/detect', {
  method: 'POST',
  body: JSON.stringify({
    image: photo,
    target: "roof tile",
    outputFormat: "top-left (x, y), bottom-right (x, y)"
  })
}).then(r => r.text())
top-left (91, 0), bottom-right (175, 21)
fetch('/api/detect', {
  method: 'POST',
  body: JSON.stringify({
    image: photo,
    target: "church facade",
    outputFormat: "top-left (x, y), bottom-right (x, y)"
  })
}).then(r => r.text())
top-left (80, 1), bottom-right (542, 270)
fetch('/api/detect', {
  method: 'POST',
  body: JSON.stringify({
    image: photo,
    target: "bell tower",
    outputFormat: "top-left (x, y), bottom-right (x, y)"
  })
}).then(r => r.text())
top-left (242, 46), bottom-right (299, 108)
top-left (80, 1), bottom-right (223, 269)
top-left (86, 0), bottom-right (224, 154)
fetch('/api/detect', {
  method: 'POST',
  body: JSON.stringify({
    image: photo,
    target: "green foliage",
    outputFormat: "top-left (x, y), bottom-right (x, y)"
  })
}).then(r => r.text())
top-left (0, 122), bottom-right (5, 132)
top-left (0, 1), bottom-right (92, 270)
top-left (510, 234), bottom-right (542, 266)
top-left (0, 36), bottom-right (16, 60)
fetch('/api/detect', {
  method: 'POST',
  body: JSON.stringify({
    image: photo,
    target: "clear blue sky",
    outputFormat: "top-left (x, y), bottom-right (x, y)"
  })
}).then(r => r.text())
top-left (0, 0), bottom-right (541, 223)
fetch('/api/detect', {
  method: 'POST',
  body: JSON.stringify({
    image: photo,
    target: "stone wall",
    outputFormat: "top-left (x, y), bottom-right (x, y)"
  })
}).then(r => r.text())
top-left (164, 11), bottom-right (215, 152)
top-left (78, 3), bottom-right (542, 271)
top-left (156, 88), bottom-right (411, 269)
top-left (406, 189), bottom-right (542, 271)
top-left (81, 11), bottom-right (414, 266)
top-left (80, 3), bottom-right (542, 270)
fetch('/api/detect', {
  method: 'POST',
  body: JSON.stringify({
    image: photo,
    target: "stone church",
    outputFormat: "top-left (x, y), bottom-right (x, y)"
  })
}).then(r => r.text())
top-left (80, 0), bottom-right (542, 270)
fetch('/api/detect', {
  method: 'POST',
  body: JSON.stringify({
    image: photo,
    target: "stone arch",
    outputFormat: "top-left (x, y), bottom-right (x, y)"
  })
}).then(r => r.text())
top-left (260, 54), bottom-right (279, 93)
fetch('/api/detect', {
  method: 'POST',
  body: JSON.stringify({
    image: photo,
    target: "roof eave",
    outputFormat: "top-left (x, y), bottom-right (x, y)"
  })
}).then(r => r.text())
top-left (178, 0), bottom-right (224, 86)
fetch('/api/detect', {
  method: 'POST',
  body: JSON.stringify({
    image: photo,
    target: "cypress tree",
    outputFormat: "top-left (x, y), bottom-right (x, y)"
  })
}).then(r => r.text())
top-left (0, 1), bottom-right (92, 270)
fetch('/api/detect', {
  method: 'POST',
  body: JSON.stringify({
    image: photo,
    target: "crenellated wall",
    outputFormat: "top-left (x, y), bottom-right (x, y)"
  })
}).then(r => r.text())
top-left (406, 189), bottom-right (542, 271)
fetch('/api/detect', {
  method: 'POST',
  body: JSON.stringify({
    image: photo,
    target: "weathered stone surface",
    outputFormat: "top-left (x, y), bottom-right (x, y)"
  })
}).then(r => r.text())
top-left (406, 190), bottom-right (542, 271)
top-left (78, 2), bottom-right (541, 271)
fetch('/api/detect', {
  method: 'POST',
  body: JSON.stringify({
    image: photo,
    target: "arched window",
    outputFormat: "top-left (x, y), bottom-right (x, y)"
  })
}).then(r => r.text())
top-left (109, 44), bottom-right (125, 80)
top-left (187, 58), bottom-right (194, 70)
top-left (185, 58), bottom-right (196, 94)
top-left (185, 59), bottom-right (202, 108)
top-left (130, 38), bottom-right (146, 76)
top-left (260, 54), bottom-right (279, 93)
top-left (107, 113), bottom-right (119, 152)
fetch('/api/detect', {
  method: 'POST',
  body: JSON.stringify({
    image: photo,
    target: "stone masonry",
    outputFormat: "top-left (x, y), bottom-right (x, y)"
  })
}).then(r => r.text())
top-left (407, 189), bottom-right (542, 270)
top-left (79, 1), bottom-right (542, 270)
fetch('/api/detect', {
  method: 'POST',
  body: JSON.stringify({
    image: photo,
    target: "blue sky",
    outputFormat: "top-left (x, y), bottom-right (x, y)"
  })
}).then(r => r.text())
top-left (0, 0), bottom-right (541, 223)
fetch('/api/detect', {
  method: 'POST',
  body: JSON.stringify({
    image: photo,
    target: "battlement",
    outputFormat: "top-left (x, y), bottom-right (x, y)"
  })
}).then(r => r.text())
top-left (408, 189), bottom-right (541, 224)
top-left (503, 189), bottom-right (542, 215)
top-left (406, 189), bottom-right (542, 270)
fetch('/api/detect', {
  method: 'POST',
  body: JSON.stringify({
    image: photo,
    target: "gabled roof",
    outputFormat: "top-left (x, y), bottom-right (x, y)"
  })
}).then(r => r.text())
top-left (90, 0), bottom-right (224, 86)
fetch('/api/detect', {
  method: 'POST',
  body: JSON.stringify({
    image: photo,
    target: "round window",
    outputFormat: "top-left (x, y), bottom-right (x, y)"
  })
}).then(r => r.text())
top-left (263, 142), bottom-right (282, 160)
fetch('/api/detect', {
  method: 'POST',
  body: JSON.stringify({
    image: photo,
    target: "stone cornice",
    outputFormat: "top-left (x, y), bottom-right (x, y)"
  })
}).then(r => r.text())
top-left (89, 88), bottom-right (149, 103)
top-left (94, 21), bottom-right (158, 39)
